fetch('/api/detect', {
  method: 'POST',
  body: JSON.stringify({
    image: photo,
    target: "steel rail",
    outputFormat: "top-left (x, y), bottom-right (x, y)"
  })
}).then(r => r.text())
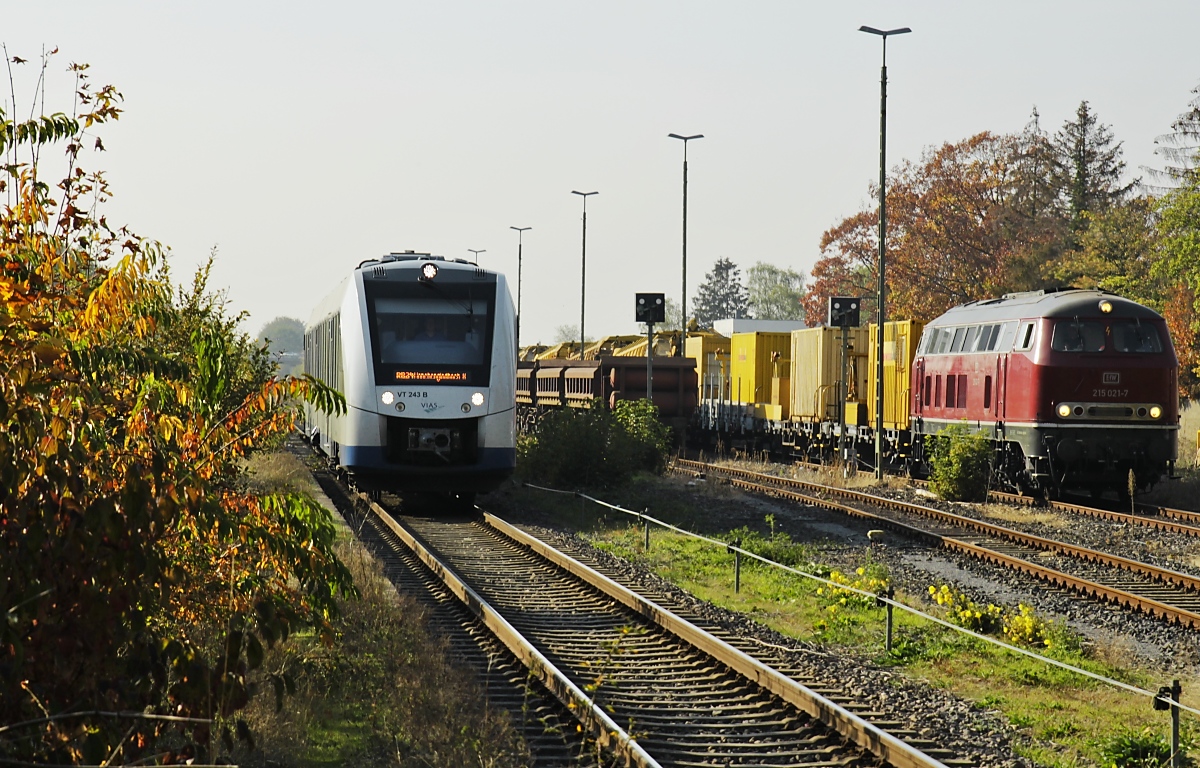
top-left (362, 497), bottom-right (663, 768)
top-left (676, 459), bottom-right (1200, 629)
top-left (484, 512), bottom-right (951, 768)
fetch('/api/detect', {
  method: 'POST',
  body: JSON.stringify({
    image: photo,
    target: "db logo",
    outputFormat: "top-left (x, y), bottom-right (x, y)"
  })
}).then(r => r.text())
top-left (1103, 372), bottom-right (1120, 384)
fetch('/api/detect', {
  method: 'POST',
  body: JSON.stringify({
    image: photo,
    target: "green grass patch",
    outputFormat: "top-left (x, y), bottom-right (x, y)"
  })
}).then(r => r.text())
top-left (492, 477), bottom-right (1199, 768)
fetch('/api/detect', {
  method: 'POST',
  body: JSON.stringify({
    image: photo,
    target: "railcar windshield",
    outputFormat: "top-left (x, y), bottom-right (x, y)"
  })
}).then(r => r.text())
top-left (364, 277), bottom-right (496, 386)
top-left (1050, 319), bottom-right (1164, 354)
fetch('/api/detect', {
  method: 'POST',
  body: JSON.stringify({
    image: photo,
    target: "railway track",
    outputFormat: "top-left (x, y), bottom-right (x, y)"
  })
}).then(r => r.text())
top-left (676, 459), bottom-right (1200, 629)
top-left (322, 470), bottom-right (973, 766)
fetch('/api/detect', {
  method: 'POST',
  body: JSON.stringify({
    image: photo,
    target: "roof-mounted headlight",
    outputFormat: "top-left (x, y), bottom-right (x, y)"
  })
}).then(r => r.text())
top-left (1098, 299), bottom-right (1113, 314)
top-left (419, 263), bottom-right (439, 282)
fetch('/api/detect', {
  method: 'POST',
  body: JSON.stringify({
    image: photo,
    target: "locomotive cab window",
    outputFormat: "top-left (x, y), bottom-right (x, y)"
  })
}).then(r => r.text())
top-left (1111, 321), bottom-right (1163, 353)
top-left (1051, 320), bottom-right (1106, 353)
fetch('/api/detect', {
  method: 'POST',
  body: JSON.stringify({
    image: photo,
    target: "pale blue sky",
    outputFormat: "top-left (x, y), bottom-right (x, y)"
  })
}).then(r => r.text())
top-left (9, 2), bottom-right (1199, 344)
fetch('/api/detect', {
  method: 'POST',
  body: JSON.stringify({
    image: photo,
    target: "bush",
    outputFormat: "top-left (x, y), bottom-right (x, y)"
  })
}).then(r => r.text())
top-left (518, 399), bottom-right (671, 489)
top-left (927, 421), bottom-right (992, 501)
top-left (1098, 727), bottom-right (1177, 768)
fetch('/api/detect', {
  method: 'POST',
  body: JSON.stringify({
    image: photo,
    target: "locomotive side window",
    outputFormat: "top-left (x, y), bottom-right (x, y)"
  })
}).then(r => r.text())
top-left (963, 326), bottom-right (979, 352)
top-left (1051, 320), bottom-right (1105, 352)
top-left (950, 327), bottom-right (967, 353)
top-left (984, 376), bottom-right (992, 409)
top-left (957, 375), bottom-right (967, 409)
top-left (935, 376), bottom-right (942, 407)
top-left (924, 375), bottom-right (932, 406)
top-left (1111, 321), bottom-right (1163, 353)
top-left (1014, 322), bottom-right (1036, 351)
top-left (946, 374), bottom-right (957, 407)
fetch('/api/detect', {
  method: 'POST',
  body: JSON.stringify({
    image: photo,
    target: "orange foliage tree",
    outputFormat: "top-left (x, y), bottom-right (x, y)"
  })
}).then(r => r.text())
top-left (805, 131), bottom-right (1066, 326)
top-left (1, 53), bottom-right (350, 764)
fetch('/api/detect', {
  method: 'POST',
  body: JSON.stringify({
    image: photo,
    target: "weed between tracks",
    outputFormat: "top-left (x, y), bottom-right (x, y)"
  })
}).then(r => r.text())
top-left (489, 470), bottom-right (1200, 768)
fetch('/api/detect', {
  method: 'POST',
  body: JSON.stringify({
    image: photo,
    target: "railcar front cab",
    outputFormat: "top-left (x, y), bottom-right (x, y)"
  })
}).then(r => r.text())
top-left (1036, 296), bottom-right (1179, 495)
top-left (360, 255), bottom-right (512, 492)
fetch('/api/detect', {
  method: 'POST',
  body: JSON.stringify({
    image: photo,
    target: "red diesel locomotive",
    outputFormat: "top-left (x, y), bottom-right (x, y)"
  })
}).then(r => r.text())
top-left (910, 289), bottom-right (1179, 496)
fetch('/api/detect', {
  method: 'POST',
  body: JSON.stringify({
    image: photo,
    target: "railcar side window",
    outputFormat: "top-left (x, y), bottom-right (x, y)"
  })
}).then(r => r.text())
top-left (1111, 321), bottom-right (1163, 353)
top-left (1051, 320), bottom-right (1106, 352)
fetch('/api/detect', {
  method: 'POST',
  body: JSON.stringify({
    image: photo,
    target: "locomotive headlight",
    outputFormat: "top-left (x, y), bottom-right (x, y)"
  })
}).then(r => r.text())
top-left (1099, 299), bottom-right (1113, 314)
top-left (1057, 403), bottom-right (1072, 418)
top-left (381, 391), bottom-right (395, 405)
top-left (1150, 405), bottom-right (1163, 419)
top-left (471, 392), bottom-right (485, 407)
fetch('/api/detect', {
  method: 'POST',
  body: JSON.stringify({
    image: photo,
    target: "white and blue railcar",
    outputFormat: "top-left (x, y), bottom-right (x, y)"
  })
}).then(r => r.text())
top-left (304, 252), bottom-right (516, 497)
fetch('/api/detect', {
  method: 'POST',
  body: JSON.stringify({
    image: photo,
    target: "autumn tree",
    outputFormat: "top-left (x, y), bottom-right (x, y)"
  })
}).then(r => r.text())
top-left (1154, 169), bottom-right (1200, 398)
top-left (691, 257), bottom-right (749, 328)
top-left (746, 262), bottom-right (806, 321)
top-left (1, 52), bottom-right (350, 764)
top-left (807, 132), bottom-right (1062, 326)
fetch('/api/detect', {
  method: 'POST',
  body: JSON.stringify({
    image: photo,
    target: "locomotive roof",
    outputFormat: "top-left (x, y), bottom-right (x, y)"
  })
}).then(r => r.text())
top-left (928, 289), bottom-right (1163, 326)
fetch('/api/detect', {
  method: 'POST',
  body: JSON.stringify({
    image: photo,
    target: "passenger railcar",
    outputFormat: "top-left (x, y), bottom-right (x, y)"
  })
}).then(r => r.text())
top-left (910, 289), bottom-right (1178, 494)
top-left (304, 252), bottom-right (517, 499)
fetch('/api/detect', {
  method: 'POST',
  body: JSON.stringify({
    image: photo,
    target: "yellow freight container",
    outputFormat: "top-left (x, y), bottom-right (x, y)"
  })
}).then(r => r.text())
top-left (789, 327), bottom-right (869, 422)
top-left (867, 320), bottom-right (923, 430)
top-left (729, 332), bottom-right (791, 405)
top-left (686, 333), bottom-right (730, 401)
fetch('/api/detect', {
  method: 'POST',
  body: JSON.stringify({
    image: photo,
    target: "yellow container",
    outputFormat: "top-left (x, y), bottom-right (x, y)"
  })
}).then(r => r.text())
top-left (867, 320), bottom-right (923, 430)
top-left (686, 333), bottom-right (730, 401)
top-left (729, 332), bottom-right (791, 405)
top-left (789, 327), bottom-right (869, 422)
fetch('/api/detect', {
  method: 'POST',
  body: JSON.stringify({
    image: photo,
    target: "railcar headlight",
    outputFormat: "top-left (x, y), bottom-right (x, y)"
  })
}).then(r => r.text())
top-left (381, 391), bottom-right (395, 405)
top-left (471, 392), bottom-right (485, 406)
top-left (419, 263), bottom-right (439, 282)
top-left (1057, 404), bottom-right (1071, 418)
top-left (1150, 405), bottom-right (1163, 419)
top-left (1099, 299), bottom-right (1113, 313)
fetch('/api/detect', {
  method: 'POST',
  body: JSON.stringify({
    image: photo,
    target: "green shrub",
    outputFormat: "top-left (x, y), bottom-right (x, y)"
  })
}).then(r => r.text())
top-left (1098, 727), bottom-right (1177, 768)
top-left (517, 399), bottom-right (671, 489)
top-left (927, 421), bottom-right (992, 501)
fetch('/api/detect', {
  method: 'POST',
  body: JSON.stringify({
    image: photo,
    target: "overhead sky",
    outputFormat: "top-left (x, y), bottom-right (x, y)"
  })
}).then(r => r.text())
top-left (9, 2), bottom-right (1199, 345)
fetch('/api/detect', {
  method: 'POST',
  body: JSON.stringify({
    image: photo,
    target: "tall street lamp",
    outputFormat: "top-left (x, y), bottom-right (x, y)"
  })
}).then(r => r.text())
top-left (668, 133), bottom-right (703, 356)
top-left (468, 248), bottom-right (486, 264)
top-left (859, 24), bottom-right (911, 481)
top-left (510, 226), bottom-right (531, 347)
top-left (571, 190), bottom-right (597, 358)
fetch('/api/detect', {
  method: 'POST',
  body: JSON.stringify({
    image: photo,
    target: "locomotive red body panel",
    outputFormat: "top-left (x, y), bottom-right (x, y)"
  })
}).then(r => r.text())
top-left (911, 289), bottom-right (1178, 493)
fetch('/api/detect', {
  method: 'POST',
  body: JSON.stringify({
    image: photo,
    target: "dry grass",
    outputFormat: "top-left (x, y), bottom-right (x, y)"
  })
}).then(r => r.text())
top-left (975, 503), bottom-right (1072, 530)
top-left (229, 450), bottom-right (531, 767)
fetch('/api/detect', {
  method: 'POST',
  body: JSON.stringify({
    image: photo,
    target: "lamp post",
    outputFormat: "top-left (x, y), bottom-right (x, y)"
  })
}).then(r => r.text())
top-left (468, 248), bottom-right (486, 264)
top-left (668, 133), bottom-right (703, 356)
top-left (510, 226), bottom-right (530, 347)
top-left (571, 190), bottom-right (597, 359)
top-left (859, 24), bottom-right (910, 481)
